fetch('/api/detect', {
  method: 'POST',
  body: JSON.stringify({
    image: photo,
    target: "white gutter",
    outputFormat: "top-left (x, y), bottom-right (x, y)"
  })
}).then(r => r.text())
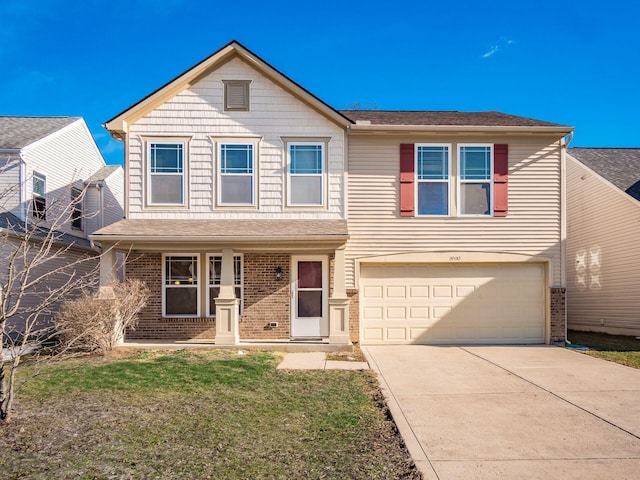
top-left (89, 234), bottom-right (349, 244)
top-left (347, 124), bottom-right (574, 135)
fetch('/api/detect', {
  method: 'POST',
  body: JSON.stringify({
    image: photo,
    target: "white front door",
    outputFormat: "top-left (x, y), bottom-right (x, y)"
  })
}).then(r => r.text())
top-left (291, 256), bottom-right (329, 337)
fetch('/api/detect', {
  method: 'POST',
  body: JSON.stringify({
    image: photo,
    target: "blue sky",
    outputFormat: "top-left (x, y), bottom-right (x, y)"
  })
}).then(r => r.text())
top-left (1, 0), bottom-right (638, 166)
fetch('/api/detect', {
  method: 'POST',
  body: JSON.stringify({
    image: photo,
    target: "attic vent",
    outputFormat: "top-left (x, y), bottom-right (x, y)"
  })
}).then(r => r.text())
top-left (223, 80), bottom-right (251, 111)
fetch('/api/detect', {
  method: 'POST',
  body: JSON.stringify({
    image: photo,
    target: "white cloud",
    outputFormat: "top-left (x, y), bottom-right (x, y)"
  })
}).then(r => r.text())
top-left (481, 38), bottom-right (514, 58)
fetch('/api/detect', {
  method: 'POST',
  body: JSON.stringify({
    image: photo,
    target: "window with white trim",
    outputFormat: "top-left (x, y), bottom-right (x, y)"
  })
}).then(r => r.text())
top-left (148, 142), bottom-right (185, 206)
top-left (71, 187), bottom-right (83, 230)
top-left (287, 142), bottom-right (324, 206)
top-left (32, 172), bottom-right (46, 220)
top-left (164, 255), bottom-right (199, 317)
top-left (458, 144), bottom-right (493, 216)
top-left (207, 254), bottom-right (243, 316)
top-left (416, 144), bottom-right (450, 215)
top-left (218, 143), bottom-right (255, 206)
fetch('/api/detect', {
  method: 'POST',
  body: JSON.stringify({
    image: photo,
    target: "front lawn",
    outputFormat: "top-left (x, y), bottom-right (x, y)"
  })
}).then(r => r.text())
top-left (0, 349), bottom-right (420, 479)
top-left (568, 330), bottom-right (640, 369)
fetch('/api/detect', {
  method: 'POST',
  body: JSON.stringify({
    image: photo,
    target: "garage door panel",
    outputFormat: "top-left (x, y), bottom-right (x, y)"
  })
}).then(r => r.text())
top-left (360, 263), bottom-right (545, 345)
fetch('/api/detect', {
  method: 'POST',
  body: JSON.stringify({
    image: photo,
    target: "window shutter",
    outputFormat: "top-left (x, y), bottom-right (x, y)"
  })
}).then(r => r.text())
top-left (494, 144), bottom-right (508, 217)
top-left (400, 143), bottom-right (415, 217)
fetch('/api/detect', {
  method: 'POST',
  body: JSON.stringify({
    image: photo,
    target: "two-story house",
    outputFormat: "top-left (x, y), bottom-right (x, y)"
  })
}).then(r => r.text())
top-left (0, 116), bottom-right (124, 334)
top-left (95, 41), bottom-right (572, 346)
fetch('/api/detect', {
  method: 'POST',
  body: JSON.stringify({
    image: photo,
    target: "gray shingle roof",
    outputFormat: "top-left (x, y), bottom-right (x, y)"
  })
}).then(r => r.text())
top-left (339, 110), bottom-right (567, 127)
top-left (0, 116), bottom-right (79, 149)
top-left (85, 165), bottom-right (120, 184)
top-left (569, 148), bottom-right (640, 201)
top-left (93, 219), bottom-right (348, 240)
top-left (0, 211), bottom-right (92, 250)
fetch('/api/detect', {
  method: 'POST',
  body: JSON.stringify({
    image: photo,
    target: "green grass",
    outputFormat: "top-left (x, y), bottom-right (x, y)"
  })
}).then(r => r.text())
top-left (568, 330), bottom-right (640, 369)
top-left (0, 350), bottom-right (420, 479)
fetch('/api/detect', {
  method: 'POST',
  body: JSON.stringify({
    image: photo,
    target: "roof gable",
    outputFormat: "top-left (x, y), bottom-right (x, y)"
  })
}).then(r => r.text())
top-left (0, 116), bottom-right (79, 150)
top-left (104, 40), bottom-right (352, 137)
top-left (569, 148), bottom-right (640, 201)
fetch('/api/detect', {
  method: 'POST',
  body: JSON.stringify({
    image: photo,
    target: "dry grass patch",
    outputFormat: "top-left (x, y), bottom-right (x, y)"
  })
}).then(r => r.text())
top-left (1, 350), bottom-right (420, 479)
top-left (568, 330), bottom-right (640, 369)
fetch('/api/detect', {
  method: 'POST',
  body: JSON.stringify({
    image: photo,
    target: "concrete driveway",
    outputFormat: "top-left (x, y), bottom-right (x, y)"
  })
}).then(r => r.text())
top-left (363, 345), bottom-right (640, 480)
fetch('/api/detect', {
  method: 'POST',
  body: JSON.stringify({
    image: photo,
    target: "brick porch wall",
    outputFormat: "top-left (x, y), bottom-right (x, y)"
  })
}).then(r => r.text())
top-left (125, 253), bottom-right (216, 340)
top-left (240, 254), bottom-right (290, 339)
top-left (550, 287), bottom-right (566, 344)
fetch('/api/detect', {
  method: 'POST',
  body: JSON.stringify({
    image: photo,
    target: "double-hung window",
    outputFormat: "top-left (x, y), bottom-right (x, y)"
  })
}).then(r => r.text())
top-left (148, 142), bottom-right (185, 206)
top-left (32, 172), bottom-right (46, 220)
top-left (71, 187), bottom-right (83, 230)
top-left (164, 255), bottom-right (199, 317)
top-left (207, 254), bottom-right (243, 316)
top-left (458, 145), bottom-right (493, 216)
top-left (416, 144), bottom-right (450, 215)
top-left (218, 143), bottom-right (255, 206)
top-left (287, 143), bottom-right (324, 206)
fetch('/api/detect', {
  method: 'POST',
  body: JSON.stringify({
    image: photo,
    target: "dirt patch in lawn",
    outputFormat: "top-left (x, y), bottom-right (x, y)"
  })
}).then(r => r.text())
top-left (568, 330), bottom-right (640, 369)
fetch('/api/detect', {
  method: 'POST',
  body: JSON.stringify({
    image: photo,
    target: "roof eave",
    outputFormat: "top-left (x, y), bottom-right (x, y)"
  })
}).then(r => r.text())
top-left (90, 234), bottom-right (349, 244)
top-left (347, 124), bottom-right (574, 135)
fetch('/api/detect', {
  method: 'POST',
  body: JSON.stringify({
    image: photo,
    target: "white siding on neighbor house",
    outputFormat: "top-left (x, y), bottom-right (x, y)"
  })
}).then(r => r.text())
top-left (0, 155), bottom-right (22, 216)
top-left (566, 157), bottom-right (640, 335)
top-left (126, 57), bottom-right (345, 219)
top-left (85, 168), bottom-right (125, 236)
top-left (346, 135), bottom-right (564, 288)
top-left (20, 120), bottom-right (107, 236)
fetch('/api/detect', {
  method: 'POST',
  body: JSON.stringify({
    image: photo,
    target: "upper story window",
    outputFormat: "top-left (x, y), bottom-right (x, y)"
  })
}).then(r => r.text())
top-left (32, 172), bottom-right (46, 220)
top-left (207, 254), bottom-right (243, 317)
top-left (218, 143), bottom-right (255, 206)
top-left (148, 142), bottom-right (186, 206)
top-left (163, 254), bottom-right (199, 317)
top-left (416, 144), bottom-right (450, 215)
top-left (287, 142), bottom-right (325, 207)
top-left (223, 80), bottom-right (250, 111)
top-left (458, 144), bottom-right (493, 216)
top-left (71, 187), bottom-right (83, 231)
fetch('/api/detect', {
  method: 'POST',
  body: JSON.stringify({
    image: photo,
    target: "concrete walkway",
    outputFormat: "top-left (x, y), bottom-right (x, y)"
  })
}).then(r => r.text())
top-left (277, 352), bottom-right (369, 370)
top-left (364, 345), bottom-right (640, 480)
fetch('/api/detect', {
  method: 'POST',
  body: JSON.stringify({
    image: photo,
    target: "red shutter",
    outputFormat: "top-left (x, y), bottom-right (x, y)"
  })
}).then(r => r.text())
top-left (494, 144), bottom-right (508, 217)
top-left (400, 144), bottom-right (415, 217)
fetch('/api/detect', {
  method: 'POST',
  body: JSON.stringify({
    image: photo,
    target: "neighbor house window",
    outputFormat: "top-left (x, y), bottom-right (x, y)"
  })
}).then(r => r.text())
top-left (287, 143), bottom-right (324, 206)
top-left (223, 80), bottom-right (250, 111)
top-left (32, 172), bottom-right (46, 220)
top-left (163, 255), bottom-right (199, 317)
top-left (71, 187), bottom-right (83, 230)
top-left (207, 254), bottom-right (243, 316)
top-left (218, 143), bottom-right (255, 206)
top-left (416, 144), bottom-right (450, 215)
top-left (458, 145), bottom-right (493, 216)
top-left (148, 142), bottom-right (185, 206)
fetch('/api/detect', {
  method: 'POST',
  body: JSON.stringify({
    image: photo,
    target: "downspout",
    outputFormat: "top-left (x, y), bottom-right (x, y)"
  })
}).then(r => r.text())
top-left (560, 131), bottom-right (574, 344)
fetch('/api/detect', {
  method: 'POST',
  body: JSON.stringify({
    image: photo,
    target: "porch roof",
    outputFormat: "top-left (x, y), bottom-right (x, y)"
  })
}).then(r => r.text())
top-left (91, 218), bottom-right (349, 245)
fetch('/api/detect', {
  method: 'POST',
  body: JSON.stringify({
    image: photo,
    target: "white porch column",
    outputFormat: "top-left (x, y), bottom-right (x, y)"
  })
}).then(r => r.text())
top-left (215, 248), bottom-right (239, 345)
top-left (99, 243), bottom-right (117, 298)
top-left (329, 246), bottom-right (351, 345)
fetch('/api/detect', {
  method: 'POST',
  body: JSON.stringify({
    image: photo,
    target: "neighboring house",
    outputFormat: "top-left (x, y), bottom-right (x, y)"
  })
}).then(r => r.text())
top-left (94, 41), bottom-right (573, 346)
top-left (566, 148), bottom-right (640, 336)
top-left (0, 116), bottom-right (124, 334)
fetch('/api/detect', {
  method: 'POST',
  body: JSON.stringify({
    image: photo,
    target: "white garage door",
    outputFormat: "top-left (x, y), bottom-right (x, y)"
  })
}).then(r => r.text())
top-left (360, 263), bottom-right (545, 345)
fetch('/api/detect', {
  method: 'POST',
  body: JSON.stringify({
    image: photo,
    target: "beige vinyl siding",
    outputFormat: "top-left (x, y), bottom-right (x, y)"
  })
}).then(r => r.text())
top-left (127, 57), bottom-right (345, 220)
top-left (346, 135), bottom-right (563, 288)
top-left (0, 155), bottom-right (22, 216)
top-left (21, 120), bottom-right (107, 236)
top-left (566, 157), bottom-right (640, 335)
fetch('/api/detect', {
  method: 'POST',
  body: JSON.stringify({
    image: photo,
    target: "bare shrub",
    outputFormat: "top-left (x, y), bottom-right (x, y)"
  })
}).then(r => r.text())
top-left (56, 279), bottom-right (150, 354)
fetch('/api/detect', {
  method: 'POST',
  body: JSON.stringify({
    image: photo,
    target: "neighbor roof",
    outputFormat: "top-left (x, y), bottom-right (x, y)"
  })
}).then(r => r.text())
top-left (0, 116), bottom-right (79, 149)
top-left (569, 148), bottom-right (640, 201)
top-left (85, 165), bottom-right (120, 184)
top-left (92, 219), bottom-right (349, 243)
top-left (340, 110), bottom-right (567, 127)
top-left (0, 211), bottom-right (92, 250)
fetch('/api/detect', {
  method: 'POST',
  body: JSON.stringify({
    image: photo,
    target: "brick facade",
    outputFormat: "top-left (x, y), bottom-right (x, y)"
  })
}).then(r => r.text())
top-left (550, 287), bottom-right (566, 344)
top-left (347, 288), bottom-right (359, 344)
